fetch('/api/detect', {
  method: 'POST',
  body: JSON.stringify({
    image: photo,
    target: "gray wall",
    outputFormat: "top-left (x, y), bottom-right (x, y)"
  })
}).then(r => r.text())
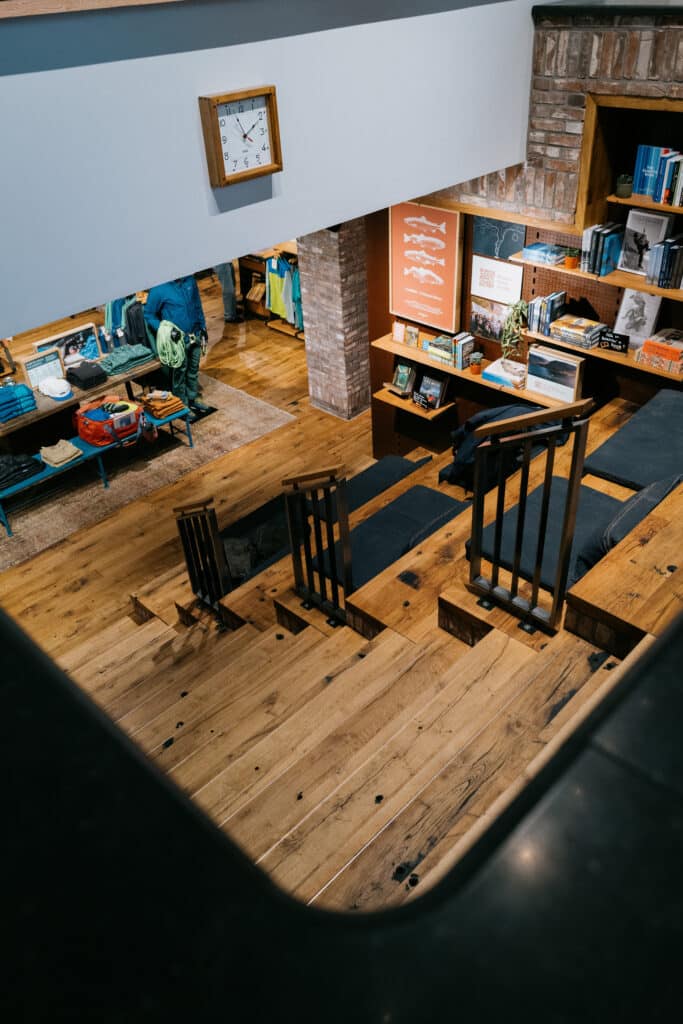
top-left (0, 0), bottom-right (536, 334)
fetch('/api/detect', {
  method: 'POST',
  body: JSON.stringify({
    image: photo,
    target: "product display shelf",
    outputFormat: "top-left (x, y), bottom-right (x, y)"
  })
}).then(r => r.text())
top-left (509, 252), bottom-right (683, 301)
top-left (371, 335), bottom-right (561, 409)
top-left (607, 193), bottom-right (683, 215)
top-left (523, 330), bottom-right (683, 383)
top-left (372, 387), bottom-right (456, 420)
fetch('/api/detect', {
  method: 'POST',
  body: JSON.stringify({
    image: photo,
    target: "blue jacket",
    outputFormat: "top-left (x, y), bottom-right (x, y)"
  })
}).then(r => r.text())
top-left (144, 276), bottom-right (206, 336)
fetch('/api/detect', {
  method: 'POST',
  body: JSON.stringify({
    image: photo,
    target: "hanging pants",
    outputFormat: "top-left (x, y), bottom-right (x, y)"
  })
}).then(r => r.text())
top-left (214, 263), bottom-right (237, 320)
top-left (167, 336), bottom-right (201, 406)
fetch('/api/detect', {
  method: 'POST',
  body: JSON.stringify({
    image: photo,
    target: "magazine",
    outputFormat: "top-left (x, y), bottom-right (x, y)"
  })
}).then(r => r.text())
top-left (613, 289), bottom-right (662, 349)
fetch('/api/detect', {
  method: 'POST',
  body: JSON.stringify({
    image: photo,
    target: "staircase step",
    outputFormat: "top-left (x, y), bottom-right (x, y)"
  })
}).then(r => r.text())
top-left (64, 616), bottom-right (177, 693)
top-left (312, 632), bottom-right (601, 911)
top-left (438, 581), bottom-right (552, 652)
top-left (130, 624), bottom-right (325, 768)
top-left (250, 629), bottom-right (535, 902)
top-left (195, 627), bottom-right (420, 826)
top-left (169, 625), bottom-right (371, 796)
top-left (219, 555), bottom-right (294, 632)
top-left (111, 621), bottom-right (259, 728)
top-left (57, 613), bottom-right (149, 676)
top-left (130, 565), bottom-right (194, 625)
top-left (214, 631), bottom-right (469, 860)
top-left (273, 588), bottom-right (347, 636)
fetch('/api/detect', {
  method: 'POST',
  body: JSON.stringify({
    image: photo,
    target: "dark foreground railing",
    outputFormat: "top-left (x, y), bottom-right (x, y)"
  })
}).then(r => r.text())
top-left (174, 497), bottom-right (234, 610)
top-left (282, 465), bottom-right (352, 626)
top-left (468, 399), bottom-right (593, 632)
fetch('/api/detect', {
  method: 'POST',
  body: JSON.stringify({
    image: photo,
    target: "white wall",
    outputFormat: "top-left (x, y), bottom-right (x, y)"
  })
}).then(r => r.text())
top-left (0, 1), bottom-right (535, 335)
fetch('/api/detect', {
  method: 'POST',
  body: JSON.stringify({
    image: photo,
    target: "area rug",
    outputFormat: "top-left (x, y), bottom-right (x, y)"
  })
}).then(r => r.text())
top-left (0, 373), bottom-right (294, 571)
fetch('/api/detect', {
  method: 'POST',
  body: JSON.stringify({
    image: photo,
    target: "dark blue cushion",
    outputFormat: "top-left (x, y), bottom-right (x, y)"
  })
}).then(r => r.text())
top-left (315, 485), bottom-right (468, 591)
top-left (584, 388), bottom-right (683, 491)
top-left (312, 455), bottom-right (432, 521)
top-left (469, 477), bottom-right (622, 591)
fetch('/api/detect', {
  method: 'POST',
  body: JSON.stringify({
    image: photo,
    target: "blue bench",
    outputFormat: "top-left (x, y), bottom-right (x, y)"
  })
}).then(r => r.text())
top-left (0, 406), bottom-right (192, 537)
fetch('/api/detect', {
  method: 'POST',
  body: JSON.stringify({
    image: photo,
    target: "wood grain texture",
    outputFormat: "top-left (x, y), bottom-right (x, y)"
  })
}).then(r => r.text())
top-left (0, 0), bottom-right (182, 17)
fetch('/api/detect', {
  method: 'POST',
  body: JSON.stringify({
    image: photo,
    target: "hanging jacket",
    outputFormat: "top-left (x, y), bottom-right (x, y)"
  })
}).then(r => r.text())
top-left (144, 277), bottom-right (206, 336)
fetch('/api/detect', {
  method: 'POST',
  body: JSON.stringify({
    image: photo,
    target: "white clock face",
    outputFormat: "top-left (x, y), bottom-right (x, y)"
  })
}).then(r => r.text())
top-left (217, 95), bottom-right (272, 176)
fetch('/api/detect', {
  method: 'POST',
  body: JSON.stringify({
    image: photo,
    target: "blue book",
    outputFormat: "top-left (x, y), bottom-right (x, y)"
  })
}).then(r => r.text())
top-left (641, 147), bottom-right (663, 198)
top-left (598, 229), bottom-right (624, 277)
top-left (661, 154), bottom-right (681, 204)
top-left (633, 144), bottom-right (648, 194)
top-left (654, 149), bottom-right (676, 203)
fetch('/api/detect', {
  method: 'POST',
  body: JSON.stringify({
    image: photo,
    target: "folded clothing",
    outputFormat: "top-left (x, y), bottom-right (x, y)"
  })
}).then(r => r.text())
top-left (100, 344), bottom-right (154, 376)
top-left (0, 453), bottom-right (44, 490)
top-left (142, 390), bottom-right (186, 418)
top-left (38, 376), bottom-right (73, 401)
top-left (66, 361), bottom-right (108, 390)
top-left (39, 439), bottom-right (83, 468)
top-left (0, 383), bottom-right (37, 422)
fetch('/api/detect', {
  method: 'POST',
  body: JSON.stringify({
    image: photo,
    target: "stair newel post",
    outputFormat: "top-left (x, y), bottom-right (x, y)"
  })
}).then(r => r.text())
top-left (334, 476), bottom-right (354, 601)
top-left (549, 414), bottom-right (590, 628)
top-left (284, 487), bottom-right (306, 597)
top-left (310, 487), bottom-right (329, 606)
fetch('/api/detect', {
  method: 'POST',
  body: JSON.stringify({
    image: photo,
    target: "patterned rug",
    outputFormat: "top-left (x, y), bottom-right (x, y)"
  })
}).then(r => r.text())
top-left (0, 373), bottom-right (294, 570)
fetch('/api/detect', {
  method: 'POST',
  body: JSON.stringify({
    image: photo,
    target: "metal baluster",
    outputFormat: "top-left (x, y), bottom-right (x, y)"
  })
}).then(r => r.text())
top-left (469, 444), bottom-right (488, 585)
top-left (549, 418), bottom-right (590, 627)
top-left (530, 438), bottom-right (556, 612)
top-left (510, 438), bottom-right (532, 599)
top-left (311, 488), bottom-right (328, 605)
top-left (285, 492), bottom-right (304, 594)
top-left (323, 485), bottom-right (340, 613)
top-left (300, 489), bottom-right (315, 598)
top-left (491, 440), bottom-right (507, 590)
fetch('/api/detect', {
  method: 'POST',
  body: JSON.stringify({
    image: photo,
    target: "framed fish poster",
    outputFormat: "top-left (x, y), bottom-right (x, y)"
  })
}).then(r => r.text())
top-left (389, 202), bottom-right (463, 333)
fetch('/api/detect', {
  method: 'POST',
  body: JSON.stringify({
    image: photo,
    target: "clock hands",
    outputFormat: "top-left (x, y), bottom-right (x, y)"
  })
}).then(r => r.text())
top-left (236, 115), bottom-right (258, 143)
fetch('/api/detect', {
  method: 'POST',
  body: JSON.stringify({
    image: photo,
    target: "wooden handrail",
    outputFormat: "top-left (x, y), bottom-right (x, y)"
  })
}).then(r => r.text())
top-left (282, 465), bottom-right (344, 488)
top-left (173, 497), bottom-right (215, 515)
top-left (472, 399), bottom-right (593, 439)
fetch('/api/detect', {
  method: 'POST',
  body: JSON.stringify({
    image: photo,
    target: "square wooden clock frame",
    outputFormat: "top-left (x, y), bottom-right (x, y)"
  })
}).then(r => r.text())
top-left (199, 85), bottom-right (283, 188)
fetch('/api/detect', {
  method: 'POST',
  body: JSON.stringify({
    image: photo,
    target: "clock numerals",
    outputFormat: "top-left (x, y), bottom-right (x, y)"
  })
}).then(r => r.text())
top-left (262, 143), bottom-right (268, 152)
top-left (256, 155), bottom-right (261, 165)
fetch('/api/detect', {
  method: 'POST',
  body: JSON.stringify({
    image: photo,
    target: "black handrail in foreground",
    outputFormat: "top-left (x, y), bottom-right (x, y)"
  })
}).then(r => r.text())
top-left (469, 401), bottom-right (592, 632)
top-left (174, 496), bottom-right (234, 610)
top-left (3, 605), bottom-right (683, 1021)
top-left (283, 465), bottom-right (352, 626)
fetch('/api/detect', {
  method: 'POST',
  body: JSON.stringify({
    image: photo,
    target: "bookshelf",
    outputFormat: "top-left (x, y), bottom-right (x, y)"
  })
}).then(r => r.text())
top-left (607, 194), bottom-right (683, 216)
top-left (523, 330), bottom-right (682, 384)
top-left (508, 252), bottom-right (683, 301)
top-left (372, 388), bottom-right (456, 420)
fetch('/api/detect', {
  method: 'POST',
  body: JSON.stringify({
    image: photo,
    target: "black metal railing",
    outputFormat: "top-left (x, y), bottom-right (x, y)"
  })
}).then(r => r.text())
top-left (282, 466), bottom-right (353, 626)
top-left (174, 497), bottom-right (234, 611)
top-left (468, 399), bottom-right (593, 632)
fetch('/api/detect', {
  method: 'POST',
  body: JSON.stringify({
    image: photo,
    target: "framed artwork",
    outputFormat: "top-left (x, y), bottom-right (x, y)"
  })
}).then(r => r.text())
top-left (34, 322), bottom-right (101, 367)
top-left (617, 209), bottom-right (673, 276)
top-left (404, 325), bottom-right (420, 347)
top-left (472, 216), bottom-right (525, 260)
top-left (526, 345), bottom-right (584, 403)
top-left (469, 295), bottom-right (512, 342)
top-left (613, 289), bottom-right (661, 349)
top-left (19, 349), bottom-right (64, 389)
top-left (392, 321), bottom-right (406, 344)
top-left (471, 255), bottom-right (523, 306)
top-left (389, 202), bottom-right (462, 332)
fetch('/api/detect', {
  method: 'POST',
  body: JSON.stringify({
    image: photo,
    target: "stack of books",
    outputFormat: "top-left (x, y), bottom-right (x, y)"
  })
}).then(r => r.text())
top-left (421, 334), bottom-right (455, 365)
top-left (481, 357), bottom-right (526, 389)
top-left (580, 223), bottom-right (625, 276)
top-left (633, 145), bottom-right (683, 206)
top-left (454, 331), bottom-right (475, 370)
top-left (549, 314), bottom-right (607, 349)
top-left (527, 291), bottom-right (567, 335)
top-left (645, 234), bottom-right (683, 289)
top-left (636, 328), bottom-right (683, 375)
top-left (521, 242), bottom-right (567, 265)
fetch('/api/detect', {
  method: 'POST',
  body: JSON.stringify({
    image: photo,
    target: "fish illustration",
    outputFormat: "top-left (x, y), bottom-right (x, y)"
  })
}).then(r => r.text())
top-left (404, 249), bottom-right (446, 267)
top-left (403, 233), bottom-right (446, 250)
top-left (405, 300), bottom-right (442, 316)
top-left (404, 266), bottom-right (444, 285)
top-left (403, 214), bottom-right (447, 234)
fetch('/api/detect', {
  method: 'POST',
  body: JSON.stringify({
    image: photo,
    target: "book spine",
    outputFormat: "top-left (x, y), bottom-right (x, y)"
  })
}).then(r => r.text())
top-left (588, 225), bottom-right (603, 274)
top-left (642, 147), bottom-right (662, 197)
top-left (581, 226), bottom-right (594, 272)
top-left (654, 151), bottom-right (671, 203)
top-left (633, 145), bottom-right (647, 194)
top-left (642, 339), bottom-right (683, 360)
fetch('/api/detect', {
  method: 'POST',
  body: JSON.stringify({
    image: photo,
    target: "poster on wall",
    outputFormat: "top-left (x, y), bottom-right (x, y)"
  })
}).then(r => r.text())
top-left (472, 216), bottom-right (525, 260)
top-left (469, 295), bottom-right (511, 342)
top-left (389, 202), bottom-right (462, 333)
top-left (471, 255), bottom-right (523, 306)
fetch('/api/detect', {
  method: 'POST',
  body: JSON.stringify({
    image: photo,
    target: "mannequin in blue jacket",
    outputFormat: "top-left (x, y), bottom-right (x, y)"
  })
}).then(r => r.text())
top-left (144, 275), bottom-right (208, 413)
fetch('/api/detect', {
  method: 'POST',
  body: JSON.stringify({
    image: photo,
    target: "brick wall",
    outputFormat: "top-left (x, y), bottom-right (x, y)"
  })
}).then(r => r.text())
top-left (429, 9), bottom-right (683, 224)
top-left (297, 218), bottom-right (371, 420)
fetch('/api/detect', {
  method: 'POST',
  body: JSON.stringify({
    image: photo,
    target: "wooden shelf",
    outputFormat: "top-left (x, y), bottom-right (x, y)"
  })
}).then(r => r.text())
top-left (371, 335), bottom-right (562, 409)
top-left (509, 252), bottom-right (683, 301)
top-left (373, 388), bottom-right (456, 420)
top-left (523, 330), bottom-right (683, 383)
top-left (607, 193), bottom-right (683, 215)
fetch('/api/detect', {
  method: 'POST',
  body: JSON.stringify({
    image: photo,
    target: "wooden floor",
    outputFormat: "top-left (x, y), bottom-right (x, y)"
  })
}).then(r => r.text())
top-left (0, 280), bottom-right (664, 911)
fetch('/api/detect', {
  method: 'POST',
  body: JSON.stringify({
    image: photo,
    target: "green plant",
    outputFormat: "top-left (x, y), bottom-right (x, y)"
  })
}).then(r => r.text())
top-left (500, 299), bottom-right (528, 360)
top-left (565, 247), bottom-right (580, 257)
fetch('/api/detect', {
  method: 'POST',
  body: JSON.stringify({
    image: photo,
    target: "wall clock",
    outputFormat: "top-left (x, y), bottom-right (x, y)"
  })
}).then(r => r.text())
top-left (198, 85), bottom-right (283, 188)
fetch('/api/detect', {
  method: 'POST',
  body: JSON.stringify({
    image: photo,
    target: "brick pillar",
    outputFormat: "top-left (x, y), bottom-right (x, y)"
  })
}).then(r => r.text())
top-left (297, 219), bottom-right (370, 420)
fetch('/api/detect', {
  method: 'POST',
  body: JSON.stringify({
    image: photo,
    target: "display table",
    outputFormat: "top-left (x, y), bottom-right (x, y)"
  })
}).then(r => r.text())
top-left (0, 357), bottom-right (161, 440)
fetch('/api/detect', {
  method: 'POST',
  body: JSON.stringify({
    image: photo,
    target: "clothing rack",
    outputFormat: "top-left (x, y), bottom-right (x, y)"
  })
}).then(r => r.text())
top-left (264, 243), bottom-right (305, 341)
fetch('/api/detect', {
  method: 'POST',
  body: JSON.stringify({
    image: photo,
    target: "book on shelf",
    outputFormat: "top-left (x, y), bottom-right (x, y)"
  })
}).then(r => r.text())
top-left (421, 334), bottom-right (455, 365)
top-left (614, 289), bottom-right (662, 349)
top-left (592, 222), bottom-right (620, 275)
top-left (581, 224), bottom-right (598, 272)
top-left (660, 153), bottom-right (682, 204)
top-left (454, 332), bottom-right (475, 370)
top-left (636, 146), bottom-right (673, 198)
top-left (549, 314), bottom-right (606, 349)
top-left (521, 241), bottom-right (566, 265)
top-left (642, 328), bottom-right (683, 362)
top-left (481, 357), bottom-right (526, 389)
top-left (635, 348), bottom-right (683, 375)
top-left (415, 372), bottom-right (448, 409)
top-left (618, 209), bottom-right (674, 277)
top-left (654, 150), bottom-right (679, 203)
top-left (597, 226), bottom-right (624, 277)
top-left (385, 361), bottom-right (416, 397)
top-left (526, 344), bottom-right (583, 403)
